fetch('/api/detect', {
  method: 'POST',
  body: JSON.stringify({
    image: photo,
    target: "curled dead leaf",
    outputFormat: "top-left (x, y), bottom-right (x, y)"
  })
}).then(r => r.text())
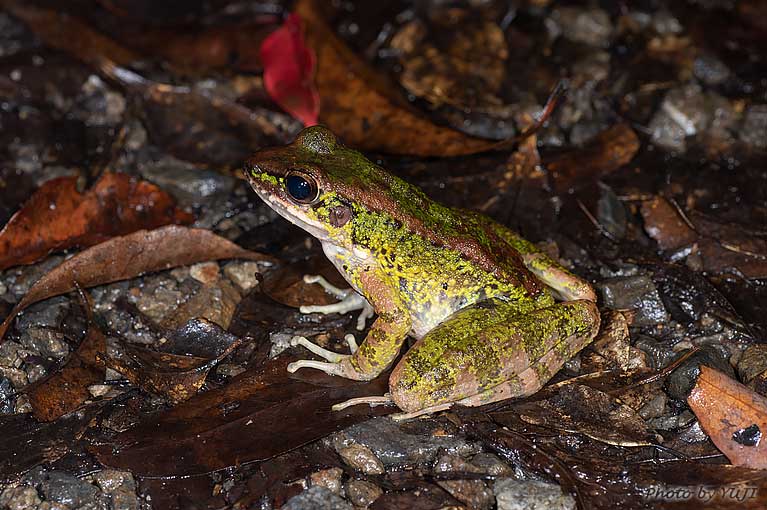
top-left (0, 173), bottom-right (193, 272)
top-left (688, 365), bottom-right (767, 469)
top-left (101, 319), bottom-right (242, 403)
top-left (295, 0), bottom-right (504, 156)
top-left (25, 286), bottom-right (105, 422)
top-left (0, 226), bottom-right (273, 342)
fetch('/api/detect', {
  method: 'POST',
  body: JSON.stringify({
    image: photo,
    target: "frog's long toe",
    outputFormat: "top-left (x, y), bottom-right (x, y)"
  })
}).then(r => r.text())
top-left (302, 274), bottom-right (349, 298)
top-left (331, 394), bottom-right (394, 411)
top-left (289, 335), bottom-right (352, 362)
top-left (300, 275), bottom-right (373, 330)
top-left (299, 292), bottom-right (367, 316)
top-left (287, 358), bottom-right (351, 376)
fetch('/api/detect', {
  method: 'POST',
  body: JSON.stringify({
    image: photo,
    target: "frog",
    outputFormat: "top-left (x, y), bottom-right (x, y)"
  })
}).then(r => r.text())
top-left (245, 126), bottom-right (600, 420)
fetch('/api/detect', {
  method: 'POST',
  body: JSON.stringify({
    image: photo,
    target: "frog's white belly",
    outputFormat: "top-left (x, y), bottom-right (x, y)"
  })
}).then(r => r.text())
top-left (321, 241), bottom-right (467, 340)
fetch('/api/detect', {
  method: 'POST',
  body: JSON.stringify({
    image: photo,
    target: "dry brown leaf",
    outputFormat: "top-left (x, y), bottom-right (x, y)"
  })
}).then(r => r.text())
top-left (0, 226), bottom-right (273, 342)
top-left (688, 365), bottom-right (767, 469)
top-left (24, 288), bottom-right (105, 422)
top-left (545, 123), bottom-right (640, 192)
top-left (295, 0), bottom-right (502, 156)
top-left (640, 196), bottom-right (697, 251)
top-left (101, 319), bottom-right (242, 403)
top-left (0, 173), bottom-right (193, 272)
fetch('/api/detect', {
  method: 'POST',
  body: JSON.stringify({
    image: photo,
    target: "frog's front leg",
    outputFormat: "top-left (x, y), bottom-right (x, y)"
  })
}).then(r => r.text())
top-left (388, 298), bottom-right (600, 415)
top-left (299, 275), bottom-right (375, 330)
top-left (288, 270), bottom-right (411, 381)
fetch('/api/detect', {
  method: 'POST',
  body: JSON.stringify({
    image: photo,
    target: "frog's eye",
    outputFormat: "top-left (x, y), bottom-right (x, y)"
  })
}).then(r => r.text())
top-left (285, 172), bottom-right (319, 204)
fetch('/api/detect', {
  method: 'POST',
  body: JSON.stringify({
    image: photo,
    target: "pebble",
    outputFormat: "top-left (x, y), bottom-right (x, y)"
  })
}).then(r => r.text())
top-left (494, 479), bottom-right (575, 510)
top-left (336, 443), bottom-right (385, 475)
top-left (598, 275), bottom-right (670, 326)
top-left (309, 468), bottom-right (343, 494)
top-left (344, 480), bottom-right (383, 508)
top-left (281, 486), bottom-right (353, 510)
top-left (223, 261), bottom-right (262, 294)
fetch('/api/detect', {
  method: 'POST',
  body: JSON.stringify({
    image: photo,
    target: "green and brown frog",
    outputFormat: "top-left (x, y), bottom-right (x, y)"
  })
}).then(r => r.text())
top-left (245, 126), bottom-right (600, 419)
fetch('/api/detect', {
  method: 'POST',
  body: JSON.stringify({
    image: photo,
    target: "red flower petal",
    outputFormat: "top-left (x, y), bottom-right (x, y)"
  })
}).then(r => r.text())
top-left (259, 13), bottom-right (319, 126)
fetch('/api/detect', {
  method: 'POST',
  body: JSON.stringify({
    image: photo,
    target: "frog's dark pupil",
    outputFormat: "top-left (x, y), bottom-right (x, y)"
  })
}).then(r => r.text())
top-left (286, 175), bottom-right (313, 201)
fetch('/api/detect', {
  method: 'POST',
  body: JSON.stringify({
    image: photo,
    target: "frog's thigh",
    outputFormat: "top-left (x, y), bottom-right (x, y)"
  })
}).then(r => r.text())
top-left (389, 299), bottom-right (600, 413)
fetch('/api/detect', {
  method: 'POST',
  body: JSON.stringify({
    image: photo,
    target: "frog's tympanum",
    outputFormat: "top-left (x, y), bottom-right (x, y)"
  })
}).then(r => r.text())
top-left (245, 126), bottom-right (600, 419)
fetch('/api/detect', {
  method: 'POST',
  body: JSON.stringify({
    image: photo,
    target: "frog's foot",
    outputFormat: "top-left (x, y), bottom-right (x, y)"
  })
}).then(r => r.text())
top-left (300, 275), bottom-right (374, 330)
top-left (331, 394), bottom-right (395, 411)
top-left (288, 334), bottom-right (370, 379)
top-left (329, 394), bottom-right (452, 421)
top-left (390, 403), bottom-right (454, 422)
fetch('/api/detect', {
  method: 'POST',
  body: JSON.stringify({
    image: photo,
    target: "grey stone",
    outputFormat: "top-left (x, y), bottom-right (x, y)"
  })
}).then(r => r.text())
top-left (649, 109), bottom-right (688, 152)
top-left (138, 154), bottom-right (235, 205)
top-left (19, 327), bottom-right (69, 359)
top-left (666, 345), bottom-right (735, 401)
top-left (469, 453), bottom-right (514, 477)
top-left (599, 275), bottom-right (670, 326)
top-left (344, 480), bottom-right (382, 508)
top-left (6, 256), bottom-right (64, 298)
top-left (73, 75), bottom-right (126, 126)
top-left (15, 296), bottom-right (70, 331)
top-left (30, 470), bottom-right (100, 508)
top-left (0, 376), bottom-right (16, 414)
top-left (92, 470), bottom-right (136, 494)
top-left (494, 479), bottom-right (575, 510)
top-left (0, 486), bottom-right (42, 510)
top-left (740, 104), bottom-right (767, 150)
top-left (552, 8), bottom-right (612, 47)
top-left (309, 468), bottom-right (343, 494)
top-left (223, 261), bottom-right (262, 294)
top-left (693, 54), bottom-right (731, 86)
top-left (281, 486), bottom-right (353, 510)
top-left (332, 417), bottom-right (480, 467)
top-left (651, 10), bottom-right (683, 35)
top-left (336, 443), bottom-right (384, 474)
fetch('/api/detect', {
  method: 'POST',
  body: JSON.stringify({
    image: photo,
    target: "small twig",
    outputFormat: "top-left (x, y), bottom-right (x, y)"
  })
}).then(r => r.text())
top-left (608, 347), bottom-right (700, 396)
top-left (576, 198), bottom-right (619, 242)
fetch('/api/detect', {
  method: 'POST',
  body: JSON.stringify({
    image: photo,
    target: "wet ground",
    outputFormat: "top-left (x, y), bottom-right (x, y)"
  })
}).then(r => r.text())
top-left (1, 0), bottom-right (767, 509)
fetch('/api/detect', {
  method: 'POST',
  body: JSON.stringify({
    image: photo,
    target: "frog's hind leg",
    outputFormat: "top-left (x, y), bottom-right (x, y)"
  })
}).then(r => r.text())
top-left (389, 299), bottom-right (600, 414)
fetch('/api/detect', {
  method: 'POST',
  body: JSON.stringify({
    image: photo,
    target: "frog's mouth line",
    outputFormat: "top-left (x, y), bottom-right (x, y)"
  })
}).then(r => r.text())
top-left (245, 166), bottom-right (331, 241)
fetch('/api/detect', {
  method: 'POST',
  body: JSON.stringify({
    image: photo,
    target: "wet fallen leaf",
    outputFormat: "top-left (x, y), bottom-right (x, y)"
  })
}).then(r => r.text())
top-left (641, 196), bottom-right (697, 251)
top-left (25, 287), bottom-right (105, 422)
top-left (642, 200), bottom-right (767, 277)
top-left (505, 384), bottom-right (658, 447)
top-left (101, 318), bottom-right (242, 403)
top-left (692, 213), bottom-right (767, 279)
top-left (0, 173), bottom-right (193, 272)
top-left (295, 0), bottom-right (502, 156)
top-left (581, 310), bottom-right (637, 373)
top-left (0, 408), bottom-right (99, 483)
top-left (97, 60), bottom-right (299, 167)
top-left (688, 365), bottom-right (767, 469)
top-left (545, 123), bottom-right (640, 193)
top-left (1, 1), bottom-right (141, 68)
top-left (93, 355), bottom-right (391, 476)
top-left (738, 345), bottom-right (767, 397)
top-left (370, 483), bottom-right (462, 510)
top-left (260, 13), bottom-right (319, 126)
top-left (1, 1), bottom-right (277, 76)
top-left (124, 20), bottom-right (278, 74)
top-left (465, 413), bottom-right (767, 509)
top-left (0, 225), bottom-right (272, 342)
